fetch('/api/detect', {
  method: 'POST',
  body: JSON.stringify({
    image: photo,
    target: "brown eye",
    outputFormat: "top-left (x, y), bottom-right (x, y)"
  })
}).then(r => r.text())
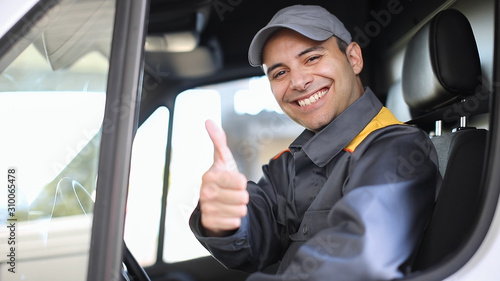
top-left (307, 55), bottom-right (321, 63)
top-left (273, 70), bottom-right (287, 79)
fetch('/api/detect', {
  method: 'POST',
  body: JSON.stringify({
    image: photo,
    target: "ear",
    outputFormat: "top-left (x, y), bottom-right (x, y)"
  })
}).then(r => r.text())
top-left (346, 42), bottom-right (364, 75)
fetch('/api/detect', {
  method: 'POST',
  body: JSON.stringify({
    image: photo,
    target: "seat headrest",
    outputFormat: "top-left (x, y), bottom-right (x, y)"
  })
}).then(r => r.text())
top-left (402, 9), bottom-right (481, 113)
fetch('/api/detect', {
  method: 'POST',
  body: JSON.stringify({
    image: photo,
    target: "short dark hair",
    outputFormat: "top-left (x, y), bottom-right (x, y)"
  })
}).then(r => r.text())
top-left (336, 37), bottom-right (349, 54)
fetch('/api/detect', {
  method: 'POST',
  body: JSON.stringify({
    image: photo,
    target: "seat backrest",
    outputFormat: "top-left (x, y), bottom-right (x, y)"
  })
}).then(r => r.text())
top-left (399, 9), bottom-right (488, 272)
top-left (413, 129), bottom-right (486, 271)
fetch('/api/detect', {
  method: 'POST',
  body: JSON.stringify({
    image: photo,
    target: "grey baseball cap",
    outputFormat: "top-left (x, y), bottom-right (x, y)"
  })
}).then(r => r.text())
top-left (248, 5), bottom-right (352, 66)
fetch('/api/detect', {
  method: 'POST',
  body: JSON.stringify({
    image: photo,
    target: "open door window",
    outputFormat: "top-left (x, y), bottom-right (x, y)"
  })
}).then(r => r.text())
top-left (0, 0), bottom-right (148, 280)
top-left (0, 0), bottom-right (114, 280)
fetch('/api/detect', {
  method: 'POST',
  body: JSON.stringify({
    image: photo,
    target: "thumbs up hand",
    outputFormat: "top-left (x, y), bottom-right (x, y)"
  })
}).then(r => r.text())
top-left (199, 120), bottom-right (249, 237)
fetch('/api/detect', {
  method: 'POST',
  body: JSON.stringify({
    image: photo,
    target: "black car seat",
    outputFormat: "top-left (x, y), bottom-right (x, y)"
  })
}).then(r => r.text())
top-left (398, 9), bottom-right (489, 273)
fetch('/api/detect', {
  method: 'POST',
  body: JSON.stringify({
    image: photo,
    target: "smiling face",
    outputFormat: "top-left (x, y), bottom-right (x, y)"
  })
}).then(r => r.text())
top-left (262, 29), bottom-right (365, 132)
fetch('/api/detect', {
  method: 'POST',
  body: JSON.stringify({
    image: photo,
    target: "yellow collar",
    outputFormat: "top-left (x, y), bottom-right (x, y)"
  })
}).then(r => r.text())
top-left (343, 107), bottom-right (404, 153)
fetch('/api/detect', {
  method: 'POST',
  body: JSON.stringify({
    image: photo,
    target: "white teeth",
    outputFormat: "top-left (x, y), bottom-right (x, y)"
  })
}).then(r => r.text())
top-left (298, 89), bottom-right (327, 107)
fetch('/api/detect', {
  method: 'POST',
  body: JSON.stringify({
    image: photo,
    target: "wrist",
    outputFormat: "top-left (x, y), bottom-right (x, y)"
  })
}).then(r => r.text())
top-left (204, 228), bottom-right (238, 237)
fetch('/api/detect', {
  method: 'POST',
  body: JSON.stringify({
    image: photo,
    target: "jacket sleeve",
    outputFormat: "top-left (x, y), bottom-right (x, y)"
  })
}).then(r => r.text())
top-left (189, 154), bottom-right (290, 272)
top-left (247, 127), bottom-right (440, 281)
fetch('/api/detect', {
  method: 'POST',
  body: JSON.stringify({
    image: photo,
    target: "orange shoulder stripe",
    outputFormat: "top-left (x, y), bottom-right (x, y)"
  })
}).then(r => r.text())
top-left (273, 149), bottom-right (291, 160)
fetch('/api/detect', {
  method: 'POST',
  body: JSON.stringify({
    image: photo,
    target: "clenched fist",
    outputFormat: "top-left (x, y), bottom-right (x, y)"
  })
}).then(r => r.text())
top-left (199, 120), bottom-right (249, 237)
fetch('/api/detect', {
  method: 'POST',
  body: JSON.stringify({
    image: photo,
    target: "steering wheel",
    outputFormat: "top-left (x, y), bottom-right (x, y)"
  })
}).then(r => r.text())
top-left (122, 242), bottom-right (151, 281)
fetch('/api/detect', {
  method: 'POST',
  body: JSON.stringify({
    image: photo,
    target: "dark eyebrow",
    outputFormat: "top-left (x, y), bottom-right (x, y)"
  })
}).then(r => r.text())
top-left (266, 63), bottom-right (284, 77)
top-left (265, 46), bottom-right (325, 77)
top-left (297, 46), bottom-right (325, 58)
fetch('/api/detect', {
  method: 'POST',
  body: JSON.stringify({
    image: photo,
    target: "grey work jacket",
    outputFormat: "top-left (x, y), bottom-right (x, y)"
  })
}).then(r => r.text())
top-left (190, 88), bottom-right (440, 280)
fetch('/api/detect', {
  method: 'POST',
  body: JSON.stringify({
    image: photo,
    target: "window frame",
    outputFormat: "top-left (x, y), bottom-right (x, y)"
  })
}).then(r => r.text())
top-left (86, 0), bottom-right (150, 280)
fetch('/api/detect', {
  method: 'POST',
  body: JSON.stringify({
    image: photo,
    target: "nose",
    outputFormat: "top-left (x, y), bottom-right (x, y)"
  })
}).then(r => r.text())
top-left (290, 69), bottom-right (313, 92)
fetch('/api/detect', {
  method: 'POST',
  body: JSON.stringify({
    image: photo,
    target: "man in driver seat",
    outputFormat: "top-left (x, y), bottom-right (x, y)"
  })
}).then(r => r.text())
top-left (190, 5), bottom-right (440, 280)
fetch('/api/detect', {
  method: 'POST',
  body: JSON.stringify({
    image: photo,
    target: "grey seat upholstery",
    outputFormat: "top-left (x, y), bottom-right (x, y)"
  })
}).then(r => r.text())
top-left (399, 9), bottom-right (488, 272)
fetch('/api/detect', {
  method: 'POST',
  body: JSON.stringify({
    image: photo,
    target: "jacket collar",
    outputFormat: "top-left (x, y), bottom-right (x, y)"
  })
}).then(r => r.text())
top-left (289, 87), bottom-right (382, 167)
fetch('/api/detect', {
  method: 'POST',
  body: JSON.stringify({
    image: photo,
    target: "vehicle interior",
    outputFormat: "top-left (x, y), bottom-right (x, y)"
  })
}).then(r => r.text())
top-left (0, 0), bottom-right (499, 280)
top-left (138, 0), bottom-right (498, 280)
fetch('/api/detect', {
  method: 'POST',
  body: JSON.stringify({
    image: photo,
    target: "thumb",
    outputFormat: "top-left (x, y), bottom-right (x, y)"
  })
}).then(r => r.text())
top-left (205, 120), bottom-right (238, 171)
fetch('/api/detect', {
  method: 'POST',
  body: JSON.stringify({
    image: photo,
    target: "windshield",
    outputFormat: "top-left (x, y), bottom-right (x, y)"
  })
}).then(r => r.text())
top-left (0, 0), bottom-right (115, 280)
